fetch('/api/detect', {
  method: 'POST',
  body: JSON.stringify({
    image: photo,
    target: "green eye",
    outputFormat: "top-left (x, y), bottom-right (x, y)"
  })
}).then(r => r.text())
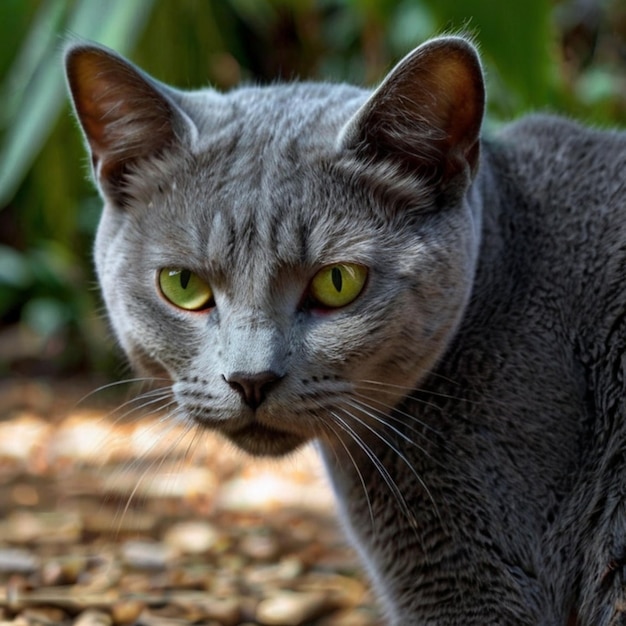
top-left (310, 263), bottom-right (368, 309)
top-left (158, 268), bottom-right (214, 311)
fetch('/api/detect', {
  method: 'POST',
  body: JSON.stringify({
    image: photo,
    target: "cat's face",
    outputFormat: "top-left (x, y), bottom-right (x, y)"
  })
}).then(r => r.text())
top-left (66, 37), bottom-right (484, 457)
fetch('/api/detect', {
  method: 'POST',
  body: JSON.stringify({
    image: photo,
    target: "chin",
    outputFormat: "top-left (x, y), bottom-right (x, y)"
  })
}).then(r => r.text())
top-left (224, 423), bottom-right (308, 457)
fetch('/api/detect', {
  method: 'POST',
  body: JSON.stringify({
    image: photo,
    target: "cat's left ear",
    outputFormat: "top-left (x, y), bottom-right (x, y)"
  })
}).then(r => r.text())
top-left (339, 36), bottom-right (485, 187)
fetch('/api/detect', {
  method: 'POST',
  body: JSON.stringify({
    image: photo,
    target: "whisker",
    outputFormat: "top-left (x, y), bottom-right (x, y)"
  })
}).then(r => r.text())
top-left (107, 390), bottom-right (175, 425)
top-left (351, 390), bottom-right (442, 439)
top-left (345, 397), bottom-right (447, 475)
top-left (76, 377), bottom-right (171, 406)
top-left (315, 409), bottom-right (376, 530)
top-left (336, 404), bottom-right (440, 524)
top-left (358, 378), bottom-right (468, 405)
top-left (344, 397), bottom-right (429, 451)
top-left (355, 383), bottom-right (446, 417)
top-left (113, 408), bottom-right (193, 531)
top-left (104, 399), bottom-right (179, 484)
top-left (359, 377), bottom-right (513, 415)
top-left (328, 408), bottom-right (418, 529)
top-left (84, 394), bottom-right (178, 494)
top-left (137, 400), bottom-right (184, 444)
top-left (178, 415), bottom-right (205, 465)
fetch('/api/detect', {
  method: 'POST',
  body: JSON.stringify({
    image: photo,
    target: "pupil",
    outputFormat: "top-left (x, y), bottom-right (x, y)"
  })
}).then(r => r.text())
top-left (331, 266), bottom-right (342, 292)
top-left (180, 269), bottom-right (191, 289)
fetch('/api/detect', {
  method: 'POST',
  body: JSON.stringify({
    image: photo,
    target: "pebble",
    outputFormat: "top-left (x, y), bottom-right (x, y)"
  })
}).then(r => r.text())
top-left (239, 532), bottom-right (279, 561)
top-left (0, 414), bottom-right (50, 463)
top-left (244, 558), bottom-right (304, 588)
top-left (256, 590), bottom-right (331, 625)
top-left (303, 572), bottom-right (368, 606)
top-left (162, 520), bottom-right (220, 554)
top-left (110, 599), bottom-right (145, 625)
top-left (83, 508), bottom-right (157, 535)
top-left (20, 608), bottom-right (68, 625)
top-left (177, 596), bottom-right (241, 626)
top-left (73, 610), bottom-right (113, 626)
top-left (121, 540), bottom-right (178, 570)
top-left (41, 555), bottom-right (87, 585)
top-left (218, 471), bottom-right (333, 513)
top-left (11, 484), bottom-right (39, 507)
top-left (52, 414), bottom-right (116, 462)
top-left (316, 607), bottom-right (380, 626)
top-left (0, 548), bottom-right (39, 574)
top-left (121, 465), bottom-right (218, 500)
top-left (0, 510), bottom-right (82, 544)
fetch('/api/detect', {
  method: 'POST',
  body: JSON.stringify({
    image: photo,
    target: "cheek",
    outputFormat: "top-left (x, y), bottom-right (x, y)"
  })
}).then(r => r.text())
top-left (302, 312), bottom-right (381, 367)
top-left (98, 268), bottom-right (136, 357)
top-left (116, 292), bottom-right (208, 379)
top-left (339, 289), bottom-right (454, 389)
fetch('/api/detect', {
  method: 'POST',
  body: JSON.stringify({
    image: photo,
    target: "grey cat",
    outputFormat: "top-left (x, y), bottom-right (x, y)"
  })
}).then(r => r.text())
top-left (65, 35), bottom-right (626, 625)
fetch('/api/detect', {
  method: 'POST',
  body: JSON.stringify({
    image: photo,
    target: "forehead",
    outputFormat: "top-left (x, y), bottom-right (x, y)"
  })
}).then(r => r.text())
top-left (157, 85), bottom-right (375, 265)
top-left (189, 157), bottom-right (372, 276)
top-left (190, 82), bottom-right (365, 185)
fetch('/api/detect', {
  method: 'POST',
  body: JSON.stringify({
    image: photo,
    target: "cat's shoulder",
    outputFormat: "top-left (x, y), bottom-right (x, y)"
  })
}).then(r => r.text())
top-left (495, 112), bottom-right (626, 158)
top-left (483, 113), bottom-right (625, 200)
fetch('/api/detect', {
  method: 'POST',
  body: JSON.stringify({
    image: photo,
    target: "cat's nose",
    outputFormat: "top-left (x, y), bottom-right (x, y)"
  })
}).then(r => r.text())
top-left (226, 371), bottom-right (283, 410)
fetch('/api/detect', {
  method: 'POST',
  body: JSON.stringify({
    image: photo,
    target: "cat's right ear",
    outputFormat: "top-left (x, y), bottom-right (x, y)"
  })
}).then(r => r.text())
top-left (65, 43), bottom-right (196, 206)
top-left (338, 36), bottom-right (485, 193)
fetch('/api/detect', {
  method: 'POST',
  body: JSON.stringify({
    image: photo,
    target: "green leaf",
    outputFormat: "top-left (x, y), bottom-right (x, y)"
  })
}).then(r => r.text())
top-left (421, 0), bottom-right (556, 113)
top-left (0, 245), bottom-right (33, 288)
top-left (22, 297), bottom-right (69, 339)
top-left (0, 0), bottom-right (155, 208)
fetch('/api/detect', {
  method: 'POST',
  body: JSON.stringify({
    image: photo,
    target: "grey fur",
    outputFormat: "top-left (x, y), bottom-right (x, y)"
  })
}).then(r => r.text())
top-left (65, 37), bottom-right (626, 624)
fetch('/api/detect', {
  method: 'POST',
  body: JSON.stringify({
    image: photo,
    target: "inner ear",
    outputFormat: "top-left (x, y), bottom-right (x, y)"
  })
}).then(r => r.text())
top-left (65, 43), bottom-right (188, 204)
top-left (340, 36), bottom-right (485, 185)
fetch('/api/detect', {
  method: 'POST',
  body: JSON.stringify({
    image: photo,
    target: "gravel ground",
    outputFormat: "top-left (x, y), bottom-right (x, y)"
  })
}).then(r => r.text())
top-left (0, 380), bottom-right (381, 626)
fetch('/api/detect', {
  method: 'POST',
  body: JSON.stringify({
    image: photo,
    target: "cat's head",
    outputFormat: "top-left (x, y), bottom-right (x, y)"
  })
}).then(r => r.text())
top-left (65, 37), bottom-right (484, 457)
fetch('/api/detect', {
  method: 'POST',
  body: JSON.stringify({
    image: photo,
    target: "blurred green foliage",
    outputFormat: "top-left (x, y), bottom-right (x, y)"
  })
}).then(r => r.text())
top-left (0, 0), bottom-right (624, 377)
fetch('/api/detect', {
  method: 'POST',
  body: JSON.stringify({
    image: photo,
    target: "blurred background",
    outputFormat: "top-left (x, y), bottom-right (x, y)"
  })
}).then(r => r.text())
top-left (1, 0), bottom-right (625, 384)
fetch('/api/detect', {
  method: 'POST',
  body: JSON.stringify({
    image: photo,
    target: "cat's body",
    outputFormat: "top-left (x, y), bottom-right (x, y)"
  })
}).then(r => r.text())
top-left (65, 37), bottom-right (626, 624)
top-left (327, 115), bottom-right (626, 624)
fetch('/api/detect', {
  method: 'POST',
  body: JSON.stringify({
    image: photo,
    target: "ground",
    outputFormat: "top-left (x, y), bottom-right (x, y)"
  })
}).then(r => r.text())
top-left (0, 379), bottom-right (380, 626)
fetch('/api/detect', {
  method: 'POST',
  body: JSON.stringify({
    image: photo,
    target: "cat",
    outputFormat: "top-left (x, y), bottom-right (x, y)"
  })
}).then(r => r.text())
top-left (64, 35), bottom-right (626, 625)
